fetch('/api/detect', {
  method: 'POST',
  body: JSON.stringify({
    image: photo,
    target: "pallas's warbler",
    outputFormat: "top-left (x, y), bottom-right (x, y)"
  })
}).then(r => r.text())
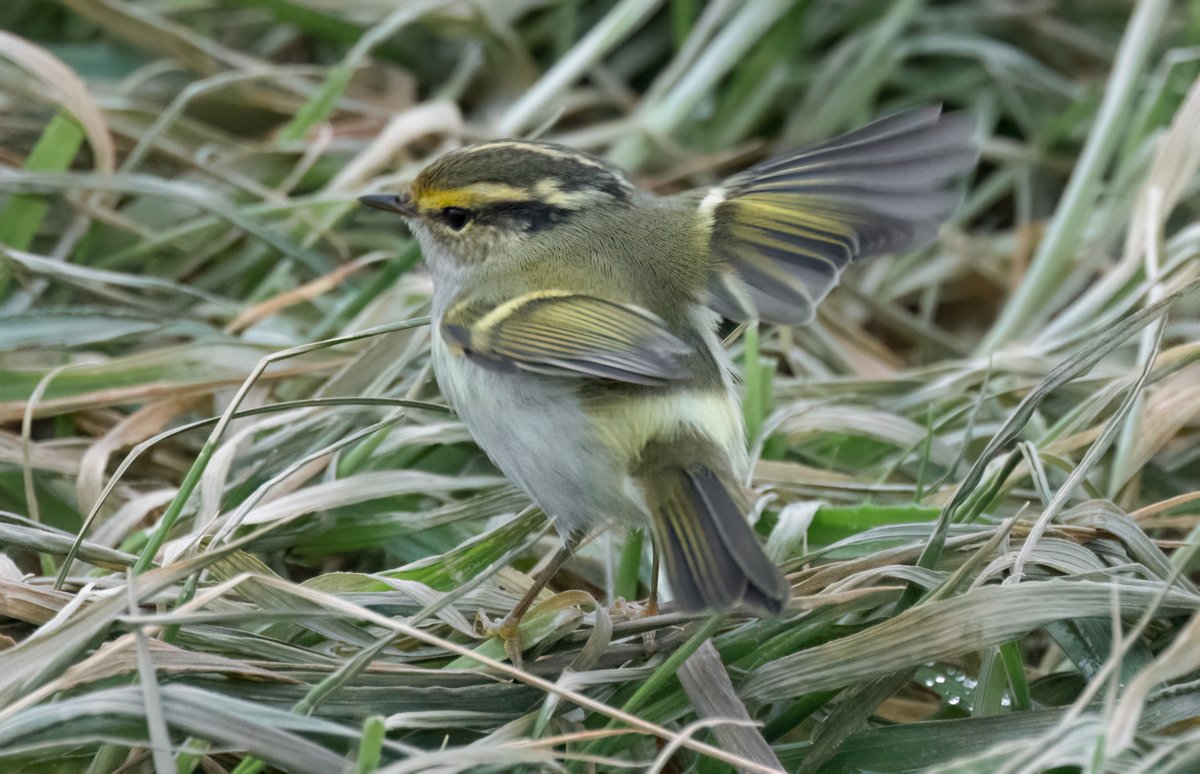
top-left (360, 105), bottom-right (976, 618)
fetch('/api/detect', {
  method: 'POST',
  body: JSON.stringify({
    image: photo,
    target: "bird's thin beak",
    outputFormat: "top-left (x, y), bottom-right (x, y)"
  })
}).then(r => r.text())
top-left (357, 193), bottom-right (417, 217)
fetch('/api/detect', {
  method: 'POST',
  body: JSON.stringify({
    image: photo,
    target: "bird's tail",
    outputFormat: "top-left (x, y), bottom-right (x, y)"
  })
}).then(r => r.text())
top-left (635, 443), bottom-right (789, 615)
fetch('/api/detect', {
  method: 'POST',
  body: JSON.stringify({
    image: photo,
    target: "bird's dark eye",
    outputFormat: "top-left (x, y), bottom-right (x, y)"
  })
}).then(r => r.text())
top-left (440, 207), bottom-right (473, 231)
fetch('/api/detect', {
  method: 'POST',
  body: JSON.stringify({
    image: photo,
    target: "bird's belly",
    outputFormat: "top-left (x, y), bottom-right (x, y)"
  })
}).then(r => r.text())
top-left (432, 336), bottom-right (643, 531)
top-left (431, 331), bottom-right (748, 532)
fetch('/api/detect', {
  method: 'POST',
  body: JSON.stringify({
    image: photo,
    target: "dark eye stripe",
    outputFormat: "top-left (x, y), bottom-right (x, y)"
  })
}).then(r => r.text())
top-left (439, 207), bottom-right (473, 230)
top-left (477, 200), bottom-right (570, 232)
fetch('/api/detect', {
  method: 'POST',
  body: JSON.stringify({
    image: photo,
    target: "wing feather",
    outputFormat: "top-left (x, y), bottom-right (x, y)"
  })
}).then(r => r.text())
top-left (706, 105), bottom-right (978, 324)
top-left (442, 291), bottom-right (692, 385)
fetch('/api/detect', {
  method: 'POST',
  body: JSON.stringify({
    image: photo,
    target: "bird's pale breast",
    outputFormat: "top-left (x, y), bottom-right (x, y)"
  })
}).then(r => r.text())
top-left (430, 323), bottom-right (747, 533)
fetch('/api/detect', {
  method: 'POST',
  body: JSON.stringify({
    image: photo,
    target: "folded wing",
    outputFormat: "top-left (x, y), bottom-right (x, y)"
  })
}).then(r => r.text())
top-left (441, 291), bottom-right (693, 385)
top-left (704, 105), bottom-right (978, 324)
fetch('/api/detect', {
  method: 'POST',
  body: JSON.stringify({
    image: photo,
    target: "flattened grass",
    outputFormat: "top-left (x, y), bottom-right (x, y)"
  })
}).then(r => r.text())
top-left (1, 1), bottom-right (1199, 771)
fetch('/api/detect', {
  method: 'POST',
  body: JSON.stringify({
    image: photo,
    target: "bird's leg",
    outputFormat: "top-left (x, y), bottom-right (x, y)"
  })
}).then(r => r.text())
top-left (647, 540), bottom-right (661, 618)
top-left (495, 535), bottom-right (577, 665)
top-left (639, 539), bottom-right (661, 656)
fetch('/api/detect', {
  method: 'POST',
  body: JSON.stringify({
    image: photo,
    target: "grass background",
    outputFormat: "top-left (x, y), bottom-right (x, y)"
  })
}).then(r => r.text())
top-left (2, 0), bottom-right (1200, 771)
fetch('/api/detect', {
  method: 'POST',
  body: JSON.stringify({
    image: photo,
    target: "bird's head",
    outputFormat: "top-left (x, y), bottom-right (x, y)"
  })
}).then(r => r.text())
top-left (359, 140), bottom-right (634, 266)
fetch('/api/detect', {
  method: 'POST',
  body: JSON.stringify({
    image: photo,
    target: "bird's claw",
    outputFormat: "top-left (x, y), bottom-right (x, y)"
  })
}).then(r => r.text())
top-left (480, 611), bottom-right (527, 667)
top-left (497, 614), bottom-right (525, 667)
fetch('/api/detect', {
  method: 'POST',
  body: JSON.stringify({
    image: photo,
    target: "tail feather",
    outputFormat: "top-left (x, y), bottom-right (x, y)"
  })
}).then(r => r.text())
top-left (639, 463), bottom-right (790, 616)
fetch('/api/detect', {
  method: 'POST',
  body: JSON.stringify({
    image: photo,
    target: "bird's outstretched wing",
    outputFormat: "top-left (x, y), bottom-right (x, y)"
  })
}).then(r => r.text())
top-left (702, 105), bottom-right (978, 324)
top-left (441, 290), bottom-right (693, 385)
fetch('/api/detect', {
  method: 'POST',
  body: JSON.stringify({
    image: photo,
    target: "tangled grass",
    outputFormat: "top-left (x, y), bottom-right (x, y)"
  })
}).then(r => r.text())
top-left (1, 1), bottom-right (1199, 771)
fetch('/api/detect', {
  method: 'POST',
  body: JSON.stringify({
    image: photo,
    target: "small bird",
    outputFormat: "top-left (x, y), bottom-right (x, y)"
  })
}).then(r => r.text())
top-left (359, 105), bottom-right (976, 622)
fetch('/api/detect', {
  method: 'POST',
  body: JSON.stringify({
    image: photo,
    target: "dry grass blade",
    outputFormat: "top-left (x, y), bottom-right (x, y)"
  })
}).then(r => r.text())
top-left (0, 522), bottom-right (135, 570)
top-left (677, 641), bottom-right (784, 771)
top-left (0, 31), bottom-right (114, 174)
top-left (3, 3), bottom-right (1200, 771)
top-left (743, 580), bottom-right (1200, 701)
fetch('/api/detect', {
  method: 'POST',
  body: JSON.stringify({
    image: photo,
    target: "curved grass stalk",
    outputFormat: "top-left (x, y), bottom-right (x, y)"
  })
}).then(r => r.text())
top-left (981, 0), bottom-right (1170, 350)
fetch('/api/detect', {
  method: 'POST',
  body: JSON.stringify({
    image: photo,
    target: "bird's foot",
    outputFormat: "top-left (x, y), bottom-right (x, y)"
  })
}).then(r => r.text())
top-left (609, 597), bottom-right (658, 620)
top-left (479, 609), bottom-right (527, 667)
